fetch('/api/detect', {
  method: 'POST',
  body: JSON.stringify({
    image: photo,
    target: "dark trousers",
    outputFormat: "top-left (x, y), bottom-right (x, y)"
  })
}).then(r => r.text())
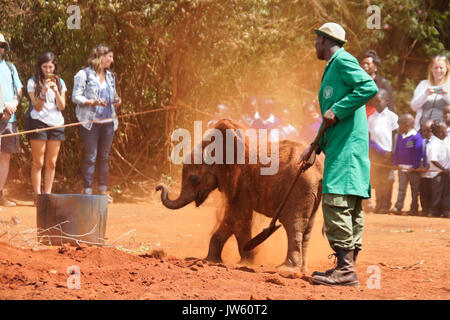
top-left (443, 174), bottom-right (450, 218)
top-left (420, 177), bottom-right (432, 215)
top-left (371, 165), bottom-right (393, 211)
top-left (395, 170), bottom-right (421, 212)
top-left (429, 173), bottom-right (445, 217)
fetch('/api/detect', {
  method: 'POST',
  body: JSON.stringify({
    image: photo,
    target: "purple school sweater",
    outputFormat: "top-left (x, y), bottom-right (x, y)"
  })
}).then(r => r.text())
top-left (392, 131), bottom-right (423, 168)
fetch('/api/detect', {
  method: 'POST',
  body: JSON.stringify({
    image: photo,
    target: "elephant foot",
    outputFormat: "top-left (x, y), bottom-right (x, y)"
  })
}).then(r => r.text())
top-left (276, 263), bottom-right (301, 273)
top-left (204, 255), bottom-right (222, 264)
top-left (238, 256), bottom-right (255, 266)
top-left (277, 260), bottom-right (308, 274)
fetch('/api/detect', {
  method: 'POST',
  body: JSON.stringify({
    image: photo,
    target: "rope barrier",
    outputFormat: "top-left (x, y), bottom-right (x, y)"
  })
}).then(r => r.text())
top-left (1, 104), bottom-right (446, 175)
top-left (0, 104), bottom-right (213, 138)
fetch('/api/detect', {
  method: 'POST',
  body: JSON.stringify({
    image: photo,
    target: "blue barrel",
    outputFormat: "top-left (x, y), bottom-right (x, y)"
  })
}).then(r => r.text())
top-left (36, 194), bottom-right (108, 246)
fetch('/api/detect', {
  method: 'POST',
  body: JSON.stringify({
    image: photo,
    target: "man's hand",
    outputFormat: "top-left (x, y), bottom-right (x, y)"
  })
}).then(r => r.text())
top-left (323, 109), bottom-right (337, 126)
top-left (4, 100), bottom-right (17, 115)
top-left (113, 97), bottom-right (122, 107)
top-left (1, 110), bottom-right (11, 121)
top-left (297, 145), bottom-right (317, 171)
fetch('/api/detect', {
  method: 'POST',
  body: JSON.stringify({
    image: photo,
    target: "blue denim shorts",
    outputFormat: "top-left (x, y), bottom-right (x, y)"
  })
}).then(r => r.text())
top-left (26, 118), bottom-right (65, 141)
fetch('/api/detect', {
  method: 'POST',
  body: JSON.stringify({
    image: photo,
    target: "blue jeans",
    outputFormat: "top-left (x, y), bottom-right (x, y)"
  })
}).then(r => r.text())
top-left (79, 122), bottom-right (114, 193)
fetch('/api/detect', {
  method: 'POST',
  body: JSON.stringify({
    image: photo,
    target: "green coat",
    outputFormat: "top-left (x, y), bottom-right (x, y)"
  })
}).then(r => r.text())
top-left (317, 48), bottom-right (378, 198)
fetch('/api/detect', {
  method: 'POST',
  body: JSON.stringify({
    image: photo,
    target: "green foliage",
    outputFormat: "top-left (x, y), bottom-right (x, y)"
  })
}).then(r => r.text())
top-left (0, 0), bottom-right (448, 192)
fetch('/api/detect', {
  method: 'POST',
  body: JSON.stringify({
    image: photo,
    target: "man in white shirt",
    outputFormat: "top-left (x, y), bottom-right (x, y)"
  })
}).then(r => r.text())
top-left (445, 105), bottom-right (450, 133)
top-left (367, 89), bottom-right (398, 214)
top-left (442, 119), bottom-right (450, 218)
top-left (426, 121), bottom-right (449, 217)
top-left (419, 120), bottom-right (433, 216)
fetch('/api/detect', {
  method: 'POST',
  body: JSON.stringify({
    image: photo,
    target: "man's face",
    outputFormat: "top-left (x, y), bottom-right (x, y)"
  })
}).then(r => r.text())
top-left (373, 92), bottom-right (388, 113)
top-left (444, 106), bottom-right (450, 126)
top-left (398, 119), bottom-right (411, 134)
top-left (434, 124), bottom-right (447, 140)
top-left (361, 57), bottom-right (377, 76)
top-left (0, 42), bottom-right (6, 61)
top-left (421, 124), bottom-right (432, 140)
top-left (315, 35), bottom-right (325, 60)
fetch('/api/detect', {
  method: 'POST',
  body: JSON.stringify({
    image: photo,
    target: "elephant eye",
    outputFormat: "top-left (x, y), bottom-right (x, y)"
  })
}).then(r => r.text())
top-left (189, 175), bottom-right (199, 186)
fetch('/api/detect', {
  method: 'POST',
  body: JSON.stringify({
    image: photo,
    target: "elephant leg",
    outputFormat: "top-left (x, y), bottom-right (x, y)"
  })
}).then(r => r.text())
top-left (301, 191), bottom-right (320, 273)
top-left (301, 226), bottom-right (313, 273)
top-left (233, 209), bottom-right (254, 264)
top-left (279, 218), bottom-right (305, 272)
top-left (205, 216), bottom-right (234, 263)
top-left (280, 221), bottom-right (303, 270)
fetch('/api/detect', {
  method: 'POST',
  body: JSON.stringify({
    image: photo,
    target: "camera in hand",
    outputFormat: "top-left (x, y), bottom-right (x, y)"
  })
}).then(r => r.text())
top-left (46, 73), bottom-right (56, 82)
top-left (433, 86), bottom-right (443, 94)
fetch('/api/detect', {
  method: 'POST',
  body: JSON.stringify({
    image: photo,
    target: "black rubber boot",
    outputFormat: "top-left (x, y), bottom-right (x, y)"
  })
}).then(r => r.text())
top-left (353, 247), bottom-right (360, 264)
top-left (311, 247), bottom-right (360, 277)
top-left (312, 247), bottom-right (359, 287)
top-left (311, 252), bottom-right (337, 277)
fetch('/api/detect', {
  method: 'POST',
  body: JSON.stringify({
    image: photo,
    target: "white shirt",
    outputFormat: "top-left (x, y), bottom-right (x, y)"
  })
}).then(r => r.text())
top-left (444, 135), bottom-right (450, 170)
top-left (27, 77), bottom-right (66, 127)
top-left (367, 108), bottom-right (398, 152)
top-left (424, 135), bottom-right (447, 178)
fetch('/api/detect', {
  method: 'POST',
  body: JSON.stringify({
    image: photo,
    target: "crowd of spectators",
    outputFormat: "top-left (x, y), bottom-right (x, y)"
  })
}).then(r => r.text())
top-left (209, 51), bottom-right (449, 218)
top-left (0, 35), bottom-right (120, 206)
top-left (365, 51), bottom-right (450, 218)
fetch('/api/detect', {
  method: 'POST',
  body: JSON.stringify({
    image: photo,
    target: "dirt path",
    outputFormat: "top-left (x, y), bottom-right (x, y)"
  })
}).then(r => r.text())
top-left (0, 189), bottom-right (449, 300)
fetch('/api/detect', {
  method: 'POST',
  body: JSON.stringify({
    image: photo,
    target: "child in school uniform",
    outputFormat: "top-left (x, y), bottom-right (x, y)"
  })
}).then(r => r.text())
top-left (426, 121), bottom-right (449, 217)
top-left (392, 114), bottom-right (423, 215)
top-left (419, 120), bottom-right (433, 216)
top-left (367, 89), bottom-right (398, 213)
top-left (443, 117), bottom-right (450, 218)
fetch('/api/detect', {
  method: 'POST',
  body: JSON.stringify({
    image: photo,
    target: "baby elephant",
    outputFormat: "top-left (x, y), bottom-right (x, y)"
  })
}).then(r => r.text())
top-left (156, 119), bottom-right (323, 272)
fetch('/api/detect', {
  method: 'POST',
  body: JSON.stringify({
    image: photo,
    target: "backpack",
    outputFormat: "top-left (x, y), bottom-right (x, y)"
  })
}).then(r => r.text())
top-left (5, 61), bottom-right (18, 98)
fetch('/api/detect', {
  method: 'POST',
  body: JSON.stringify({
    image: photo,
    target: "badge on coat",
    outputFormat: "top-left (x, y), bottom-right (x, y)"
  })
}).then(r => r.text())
top-left (323, 85), bottom-right (334, 99)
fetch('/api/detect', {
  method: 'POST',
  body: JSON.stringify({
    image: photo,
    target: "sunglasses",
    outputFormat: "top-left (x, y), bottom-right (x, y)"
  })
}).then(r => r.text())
top-left (0, 43), bottom-right (6, 49)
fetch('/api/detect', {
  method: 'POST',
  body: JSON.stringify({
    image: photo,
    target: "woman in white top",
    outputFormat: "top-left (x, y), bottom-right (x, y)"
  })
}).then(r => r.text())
top-left (27, 52), bottom-right (66, 200)
top-left (410, 55), bottom-right (450, 131)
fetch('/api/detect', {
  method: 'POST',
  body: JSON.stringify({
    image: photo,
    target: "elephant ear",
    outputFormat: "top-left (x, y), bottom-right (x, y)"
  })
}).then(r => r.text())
top-left (216, 163), bottom-right (243, 201)
top-left (212, 119), bottom-right (248, 200)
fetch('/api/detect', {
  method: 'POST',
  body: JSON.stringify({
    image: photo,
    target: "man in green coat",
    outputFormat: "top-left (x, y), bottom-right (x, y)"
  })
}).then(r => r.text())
top-left (299, 22), bottom-right (378, 286)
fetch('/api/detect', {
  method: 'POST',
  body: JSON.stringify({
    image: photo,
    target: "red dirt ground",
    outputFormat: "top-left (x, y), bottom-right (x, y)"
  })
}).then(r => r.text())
top-left (0, 187), bottom-right (449, 300)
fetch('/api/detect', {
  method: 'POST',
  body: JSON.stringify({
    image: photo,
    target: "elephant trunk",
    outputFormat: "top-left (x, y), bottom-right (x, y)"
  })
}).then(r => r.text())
top-left (156, 183), bottom-right (195, 210)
